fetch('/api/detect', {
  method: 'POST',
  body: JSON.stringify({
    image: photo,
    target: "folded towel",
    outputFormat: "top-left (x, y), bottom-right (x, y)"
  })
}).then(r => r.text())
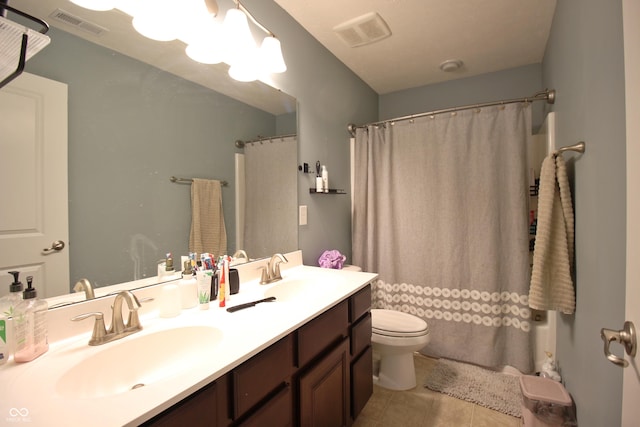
top-left (529, 154), bottom-right (575, 314)
top-left (189, 179), bottom-right (227, 257)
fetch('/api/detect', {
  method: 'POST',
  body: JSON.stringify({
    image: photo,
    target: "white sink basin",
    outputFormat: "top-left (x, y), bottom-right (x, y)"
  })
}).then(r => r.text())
top-left (56, 326), bottom-right (222, 399)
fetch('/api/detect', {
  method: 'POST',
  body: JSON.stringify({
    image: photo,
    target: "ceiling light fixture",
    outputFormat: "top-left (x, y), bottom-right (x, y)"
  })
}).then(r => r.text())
top-left (439, 59), bottom-right (463, 72)
top-left (70, 0), bottom-right (287, 82)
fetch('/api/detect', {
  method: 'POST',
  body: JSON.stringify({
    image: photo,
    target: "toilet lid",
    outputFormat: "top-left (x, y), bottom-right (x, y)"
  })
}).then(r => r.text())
top-left (371, 309), bottom-right (429, 337)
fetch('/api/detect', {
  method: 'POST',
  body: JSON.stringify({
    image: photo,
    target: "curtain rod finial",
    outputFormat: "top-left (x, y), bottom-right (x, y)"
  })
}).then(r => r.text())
top-left (546, 89), bottom-right (556, 104)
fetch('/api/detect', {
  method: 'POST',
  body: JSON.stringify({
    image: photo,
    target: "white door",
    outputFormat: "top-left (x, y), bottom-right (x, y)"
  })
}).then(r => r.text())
top-left (622, 0), bottom-right (640, 425)
top-left (0, 72), bottom-right (69, 298)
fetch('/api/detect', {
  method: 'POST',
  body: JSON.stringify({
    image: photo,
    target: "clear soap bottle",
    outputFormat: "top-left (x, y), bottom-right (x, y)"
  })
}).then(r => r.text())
top-left (13, 276), bottom-right (49, 363)
top-left (0, 271), bottom-right (24, 365)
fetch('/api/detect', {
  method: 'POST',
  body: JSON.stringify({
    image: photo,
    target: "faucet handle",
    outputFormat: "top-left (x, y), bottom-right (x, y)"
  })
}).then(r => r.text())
top-left (259, 266), bottom-right (270, 285)
top-left (126, 294), bottom-right (149, 331)
top-left (273, 262), bottom-right (284, 281)
top-left (71, 312), bottom-right (107, 346)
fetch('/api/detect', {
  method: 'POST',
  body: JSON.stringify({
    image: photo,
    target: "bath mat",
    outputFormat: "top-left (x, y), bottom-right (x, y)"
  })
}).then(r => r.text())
top-left (424, 358), bottom-right (522, 417)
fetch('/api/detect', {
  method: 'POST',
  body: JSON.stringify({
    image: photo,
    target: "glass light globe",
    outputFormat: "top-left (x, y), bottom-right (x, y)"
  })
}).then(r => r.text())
top-left (260, 36), bottom-right (287, 74)
top-left (222, 8), bottom-right (256, 67)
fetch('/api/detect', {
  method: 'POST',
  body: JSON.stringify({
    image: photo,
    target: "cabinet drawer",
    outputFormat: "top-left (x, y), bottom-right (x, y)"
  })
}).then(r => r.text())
top-left (297, 300), bottom-right (348, 367)
top-left (350, 312), bottom-right (371, 357)
top-left (142, 381), bottom-right (218, 427)
top-left (351, 346), bottom-right (373, 420)
top-left (239, 384), bottom-right (292, 427)
top-left (349, 285), bottom-right (371, 322)
top-left (233, 334), bottom-right (293, 418)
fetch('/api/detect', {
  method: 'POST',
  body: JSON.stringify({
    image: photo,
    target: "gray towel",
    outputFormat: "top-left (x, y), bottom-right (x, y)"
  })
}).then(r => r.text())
top-left (189, 179), bottom-right (227, 257)
top-left (529, 154), bottom-right (575, 314)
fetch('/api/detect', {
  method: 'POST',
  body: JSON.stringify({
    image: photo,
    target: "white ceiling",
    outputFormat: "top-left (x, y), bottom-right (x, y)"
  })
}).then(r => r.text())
top-left (275, 0), bottom-right (557, 94)
top-left (14, 0), bottom-right (557, 103)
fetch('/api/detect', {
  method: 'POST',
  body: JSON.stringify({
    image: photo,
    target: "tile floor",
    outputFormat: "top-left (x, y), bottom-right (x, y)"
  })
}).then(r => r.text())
top-left (353, 353), bottom-right (522, 427)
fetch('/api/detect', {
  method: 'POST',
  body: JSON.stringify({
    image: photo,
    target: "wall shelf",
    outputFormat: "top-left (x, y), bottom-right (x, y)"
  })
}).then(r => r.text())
top-left (309, 189), bottom-right (347, 194)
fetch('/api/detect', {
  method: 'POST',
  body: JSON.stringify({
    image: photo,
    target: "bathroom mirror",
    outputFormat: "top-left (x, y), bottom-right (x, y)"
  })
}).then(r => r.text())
top-left (4, 1), bottom-right (299, 303)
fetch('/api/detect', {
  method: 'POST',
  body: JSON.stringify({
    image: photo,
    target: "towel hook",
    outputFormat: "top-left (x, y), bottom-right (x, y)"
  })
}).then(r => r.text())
top-left (557, 141), bottom-right (586, 154)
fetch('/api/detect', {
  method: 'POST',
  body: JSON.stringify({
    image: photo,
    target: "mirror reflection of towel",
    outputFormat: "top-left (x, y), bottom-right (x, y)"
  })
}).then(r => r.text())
top-left (189, 179), bottom-right (227, 257)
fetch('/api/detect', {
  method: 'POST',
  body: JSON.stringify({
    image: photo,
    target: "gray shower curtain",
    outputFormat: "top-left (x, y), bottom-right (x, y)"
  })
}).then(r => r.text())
top-left (352, 103), bottom-right (533, 373)
top-left (243, 136), bottom-right (297, 257)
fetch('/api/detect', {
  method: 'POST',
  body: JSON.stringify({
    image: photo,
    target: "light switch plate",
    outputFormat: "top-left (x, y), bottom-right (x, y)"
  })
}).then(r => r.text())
top-left (299, 205), bottom-right (307, 225)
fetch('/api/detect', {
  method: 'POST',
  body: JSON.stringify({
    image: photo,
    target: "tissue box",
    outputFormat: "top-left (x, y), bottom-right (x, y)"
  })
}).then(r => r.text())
top-left (519, 376), bottom-right (572, 427)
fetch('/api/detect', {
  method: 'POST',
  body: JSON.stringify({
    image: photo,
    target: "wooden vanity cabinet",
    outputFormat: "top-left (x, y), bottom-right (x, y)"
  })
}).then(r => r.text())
top-left (296, 285), bottom-right (373, 426)
top-left (143, 283), bottom-right (373, 427)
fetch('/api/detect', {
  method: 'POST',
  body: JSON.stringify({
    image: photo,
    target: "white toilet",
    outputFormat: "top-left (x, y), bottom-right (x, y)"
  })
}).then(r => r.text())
top-left (341, 265), bottom-right (431, 390)
top-left (371, 308), bottom-right (430, 390)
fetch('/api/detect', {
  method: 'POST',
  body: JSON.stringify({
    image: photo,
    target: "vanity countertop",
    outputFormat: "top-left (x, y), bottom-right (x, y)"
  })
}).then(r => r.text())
top-left (0, 253), bottom-right (377, 426)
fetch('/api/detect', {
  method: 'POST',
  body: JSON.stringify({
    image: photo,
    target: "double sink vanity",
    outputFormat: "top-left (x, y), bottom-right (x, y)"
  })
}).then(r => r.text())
top-left (0, 251), bottom-right (378, 426)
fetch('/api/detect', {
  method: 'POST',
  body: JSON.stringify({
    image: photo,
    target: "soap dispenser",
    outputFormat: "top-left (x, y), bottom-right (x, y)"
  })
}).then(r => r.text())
top-left (13, 276), bottom-right (49, 363)
top-left (0, 271), bottom-right (24, 365)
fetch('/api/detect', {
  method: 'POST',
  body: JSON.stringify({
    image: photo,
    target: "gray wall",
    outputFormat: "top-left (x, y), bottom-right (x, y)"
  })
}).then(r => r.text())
top-left (542, 0), bottom-right (627, 425)
top-left (380, 64), bottom-right (545, 130)
top-left (27, 28), bottom-right (278, 287)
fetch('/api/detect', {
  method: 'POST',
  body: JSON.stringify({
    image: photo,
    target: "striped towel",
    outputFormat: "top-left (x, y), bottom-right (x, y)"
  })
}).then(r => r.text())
top-left (189, 179), bottom-right (227, 258)
top-left (529, 154), bottom-right (575, 314)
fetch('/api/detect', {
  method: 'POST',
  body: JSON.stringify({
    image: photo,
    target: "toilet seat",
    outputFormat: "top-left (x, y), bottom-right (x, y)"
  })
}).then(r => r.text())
top-left (372, 309), bottom-right (429, 338)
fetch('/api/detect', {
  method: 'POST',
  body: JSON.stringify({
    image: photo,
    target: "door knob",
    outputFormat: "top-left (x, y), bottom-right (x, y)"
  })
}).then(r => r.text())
top-left (43, 240), bottom-right (65, 253)
top-left (600, 321), bottom-right (637, 367)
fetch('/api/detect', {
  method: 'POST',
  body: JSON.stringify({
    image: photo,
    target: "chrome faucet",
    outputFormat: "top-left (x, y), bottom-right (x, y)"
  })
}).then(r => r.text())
top-left (232, 249), bottom-right (248, 261)
top-left (71, 290), bottom-right (143, 346)
top-left (73, 278), bottom-right (95, 300)
top-left (260, 253), bottom-right (288, 284)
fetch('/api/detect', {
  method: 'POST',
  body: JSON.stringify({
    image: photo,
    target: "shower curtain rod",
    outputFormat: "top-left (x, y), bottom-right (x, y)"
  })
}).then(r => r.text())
top-left (234, 133), bottom-right (297, 148)
top-left (347, 89), bottom-right (556, 136)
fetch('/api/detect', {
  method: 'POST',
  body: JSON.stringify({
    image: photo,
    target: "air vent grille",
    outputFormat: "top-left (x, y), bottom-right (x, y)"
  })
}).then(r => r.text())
top-left (333, 12), bottom-right (391, 48)
top-left (49, 9), bottom-right (108, 36)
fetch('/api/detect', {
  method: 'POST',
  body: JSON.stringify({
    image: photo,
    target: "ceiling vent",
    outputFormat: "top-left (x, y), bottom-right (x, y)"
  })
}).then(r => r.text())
top-left (49, 9), bottom-right (109, 37)
top-left (333, 12), bottom-right (391, 48)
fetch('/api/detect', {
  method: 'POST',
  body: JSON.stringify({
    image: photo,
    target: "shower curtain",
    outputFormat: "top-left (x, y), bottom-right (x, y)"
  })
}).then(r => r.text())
top-left (243, 136), bottom-right (297, 258)
top-left (352, 103), bottom-right (533, 373)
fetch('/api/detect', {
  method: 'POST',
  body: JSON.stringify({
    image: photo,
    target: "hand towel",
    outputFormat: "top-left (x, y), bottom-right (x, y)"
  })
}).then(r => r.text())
top-left (529, 154), bottom-right (575, 314)
top-left (189, 179), bottom-right (227, 257)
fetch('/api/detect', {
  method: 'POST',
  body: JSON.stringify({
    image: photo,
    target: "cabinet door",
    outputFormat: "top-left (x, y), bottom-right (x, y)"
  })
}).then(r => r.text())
top-left (299, 338), bottom-right (350, 427)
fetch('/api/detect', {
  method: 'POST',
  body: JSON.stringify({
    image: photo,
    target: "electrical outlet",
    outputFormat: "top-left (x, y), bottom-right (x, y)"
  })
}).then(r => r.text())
top-left (299, 205), bottom-right (308, 225)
